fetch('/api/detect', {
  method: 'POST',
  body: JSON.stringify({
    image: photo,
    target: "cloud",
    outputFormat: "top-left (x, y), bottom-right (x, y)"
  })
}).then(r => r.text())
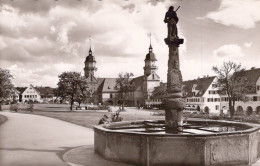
top-left (204, 0), bottom-right (260, 29)
top-left (1, 0), bottom-right (183, 87)
top-left (213, 44), bottom-right (244, 58)
top-left (7, 63), bottom-right (77, 87)
top-left (244, 42), bottom-right (253, 48)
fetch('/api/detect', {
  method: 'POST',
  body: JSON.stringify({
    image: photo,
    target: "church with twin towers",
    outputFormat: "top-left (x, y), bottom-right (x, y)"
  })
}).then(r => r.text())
top-left (83, 40), bottom-right (161, 107)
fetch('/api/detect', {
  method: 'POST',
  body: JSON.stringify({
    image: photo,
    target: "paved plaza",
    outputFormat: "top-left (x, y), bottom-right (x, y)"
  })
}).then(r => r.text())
top-left (0, 111), bottom-right (137, 166)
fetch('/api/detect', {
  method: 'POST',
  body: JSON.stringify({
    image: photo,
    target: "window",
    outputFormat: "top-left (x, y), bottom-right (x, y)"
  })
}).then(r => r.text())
top-left (257, 86), bottom-right (260, 91)
top-left (253, 96), bottom-right (257, 101)
top-left (214, 98), bottom-right (220, 102)
top-left (110, 93), bottom-right (113, 98)
top-left (207, 98), bottom-right (213, 102)
top-left (209, 91), bottom-right (217, 94)
top-left (216, 105), bottom-right (219, 110)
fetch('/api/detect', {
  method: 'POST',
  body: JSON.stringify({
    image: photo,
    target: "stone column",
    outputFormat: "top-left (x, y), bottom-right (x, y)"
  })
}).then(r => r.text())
top-left (164, 38), bottom-right (185, 134)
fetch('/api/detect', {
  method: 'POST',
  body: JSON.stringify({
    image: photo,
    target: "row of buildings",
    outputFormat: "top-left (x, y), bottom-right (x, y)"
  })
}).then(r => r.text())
top-left (12, 42), bottom-right (260, 115)
top-left (83, 42), bottom-right (260, 115)
top-left (12, 85), bottom-right (55, 104)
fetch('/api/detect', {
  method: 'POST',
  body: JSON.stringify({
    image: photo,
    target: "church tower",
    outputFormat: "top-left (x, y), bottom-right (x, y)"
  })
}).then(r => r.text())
top-left (143, 40), bottom-right (160, 100)
top-left (84, 46), bottom-right (97, 83)
top-left (143, 44), bottom-right (158, 76)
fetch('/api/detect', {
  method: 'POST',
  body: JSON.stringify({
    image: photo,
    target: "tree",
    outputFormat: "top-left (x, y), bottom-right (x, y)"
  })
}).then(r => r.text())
top-left (212, 61), bottom-right (252, 118)
top-left (115, 72), bottom-right (135, 111)
top-left (57, 72), bottom-right (89, 111)
top-left (0, 68), bottom-right (14, 111)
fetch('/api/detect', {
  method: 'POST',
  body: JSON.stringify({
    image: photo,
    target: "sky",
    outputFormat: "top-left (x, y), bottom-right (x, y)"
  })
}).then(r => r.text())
top-left (0, 0), bottom-right (260, 88)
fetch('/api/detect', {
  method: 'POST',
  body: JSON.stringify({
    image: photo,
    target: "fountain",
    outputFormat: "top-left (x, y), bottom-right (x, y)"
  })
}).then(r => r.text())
top-left (94, 6), bottom-right (260, 166)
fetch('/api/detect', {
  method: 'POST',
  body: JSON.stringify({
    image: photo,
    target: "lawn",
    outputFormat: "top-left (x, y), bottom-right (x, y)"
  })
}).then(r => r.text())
top-left (17, 104), bottom-right (164, 129)
top-left (11, 103), bottom-right (260, 129)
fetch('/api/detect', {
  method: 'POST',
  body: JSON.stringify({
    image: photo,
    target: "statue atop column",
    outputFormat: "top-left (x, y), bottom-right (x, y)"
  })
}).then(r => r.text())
top-left (163, 6), bottom-right (185, 134)
top-left (164, 6), bottom-right (179, 41)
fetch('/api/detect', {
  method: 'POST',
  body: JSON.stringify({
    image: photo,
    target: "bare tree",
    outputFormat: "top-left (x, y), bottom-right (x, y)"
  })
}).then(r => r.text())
top-left (212, 61), bottom-right (253, 118)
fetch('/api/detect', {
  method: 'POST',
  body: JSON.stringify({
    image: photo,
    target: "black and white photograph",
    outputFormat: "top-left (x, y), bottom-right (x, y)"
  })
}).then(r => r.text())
top-left (0, 0), bottom-right (260, 165)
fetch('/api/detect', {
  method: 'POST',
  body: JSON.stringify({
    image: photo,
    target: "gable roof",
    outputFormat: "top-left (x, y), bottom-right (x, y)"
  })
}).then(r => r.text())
top-left (21, 85), bottom-right (41, 96)
top-left (151, 83), bottom-right (167, 98)
top-left (183, 76), bottom-right (216, 97)
top-left (101, 78), bottom-right (118, 93)
top-left (130, 76), bottom-right (144, 90)
top-left (146, 73), bottom-right (160, 81)
top-left (35, 87), bottom-right (55, 95)
top-left (243, 68), bottom-right (260, 84)
top-left (96, 78), bottom-right (105, 93)
top-left (16, 87), bottom-right (27, 94)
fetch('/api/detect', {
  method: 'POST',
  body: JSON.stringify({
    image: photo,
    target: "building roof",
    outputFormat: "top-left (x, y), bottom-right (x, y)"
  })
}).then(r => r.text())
top-left (35, 86), bottom-right (55, 95)
top-left (16, 87), bottom-right (27, 94)
top-left (151, 83), bottom-right (167, 98)
top-left (130, 76), bottom-right (144, 90)
top-left (243, 68), bottom-right (260, 84)
top-left (85, 55), bottom-right (96, 63)
top-left (145, 45), bottom-right (157, 61)
top-left (94, 78), bottom-right (104, 93)
top-left (85, 48), bottom-right (96, 62)
top-left (183, 76), bottom-right (216, 97)
top-left (94, 76), bottom-right (144, 93)
top-left (100, 78), bottom-right (118, 93)
top-left (219, 67), bottom-right (260, 95)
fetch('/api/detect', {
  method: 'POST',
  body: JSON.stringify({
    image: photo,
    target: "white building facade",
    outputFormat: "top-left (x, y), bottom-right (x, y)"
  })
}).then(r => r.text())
top-left (21, 85), bottom-right (41, 103)
top-left (183, 76), bottom-right (221, 115)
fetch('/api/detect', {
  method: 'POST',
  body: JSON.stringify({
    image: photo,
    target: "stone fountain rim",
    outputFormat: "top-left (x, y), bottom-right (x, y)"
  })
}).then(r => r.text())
top-left (94, 119), bottom-right (260, 137)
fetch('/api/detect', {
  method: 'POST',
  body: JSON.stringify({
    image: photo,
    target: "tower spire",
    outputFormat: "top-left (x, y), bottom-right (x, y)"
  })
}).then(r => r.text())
top-left (89, 38), bottom-right (92, 55)
top-left (149, 33), bottom-right (153, 52)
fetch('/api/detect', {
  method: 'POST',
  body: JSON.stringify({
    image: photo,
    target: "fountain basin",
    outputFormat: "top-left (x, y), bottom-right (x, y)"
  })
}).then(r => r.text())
top-left (94, 119), bottom-right (260, 166)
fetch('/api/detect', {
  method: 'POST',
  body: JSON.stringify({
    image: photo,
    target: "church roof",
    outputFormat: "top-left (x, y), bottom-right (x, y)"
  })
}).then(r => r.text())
top-left (95, 76), bottom-right (145, 93)
top-left (145, 45), bottom-right (157, 61)
top-left (85, 48), bottom-right (96, 62)
top-left (85, 55), bottom-right (96, 62)
top-left (100, 78), bottom-right (118, 93)
top-left (130, 76), bottom-right (144, 90)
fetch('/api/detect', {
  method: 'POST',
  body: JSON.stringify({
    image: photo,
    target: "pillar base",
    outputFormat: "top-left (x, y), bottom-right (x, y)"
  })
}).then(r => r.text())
top-left (165, 98), bottom-right (184, 134)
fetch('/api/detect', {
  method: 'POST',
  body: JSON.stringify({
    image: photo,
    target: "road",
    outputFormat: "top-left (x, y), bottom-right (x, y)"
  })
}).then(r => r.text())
top-left (0, 112), bottom-right (93, 166)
